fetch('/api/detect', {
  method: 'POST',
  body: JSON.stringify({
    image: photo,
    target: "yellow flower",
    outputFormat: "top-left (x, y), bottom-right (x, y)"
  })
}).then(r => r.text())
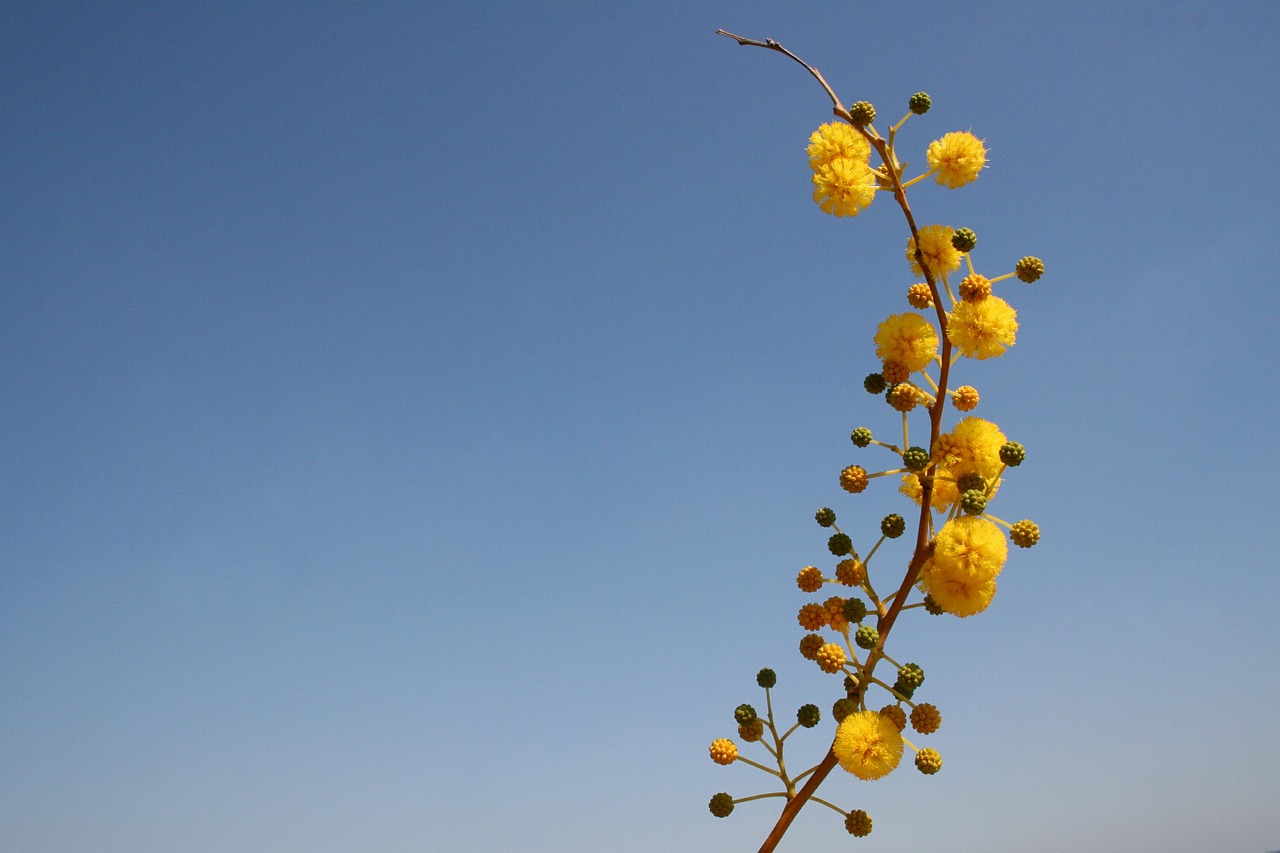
top-left (874, 313), bottom-right (938, 374)
top-left (833, 710), bottom-right (904, 780)
top-left (917, 517), bottom-right (1008, 617)
top-left (899, 417), bottom-right (1006, 512)
top-left (947, 295), bottom-right (1018, 359)
top-left (808, 122), bottom-right (871, 169)
top-left (906, 225), bottom-right (962, 279)
top-left (812, 158), bottom-right (877, 217)
top-left (926, 131), bottom-right (988, 188)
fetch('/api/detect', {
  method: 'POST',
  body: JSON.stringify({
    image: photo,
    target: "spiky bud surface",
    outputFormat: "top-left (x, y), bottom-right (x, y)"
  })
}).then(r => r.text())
top-left (903, 446), bottom-right (930, 472)
top-left (956, 472), bottom-right (987, 493)
top-left (850, 426), bottom-right (874, 447)
top-left (960, 488), bottom-right (987, 515)
top-left (881, 513), bottom-right (906, 538)
top-left (832, 697), bottom-right (859, 722)
top-left (953, 385), bottom-right (980, 411)
top-left (910, 702), bottom-right (942, 734)
top-left (799, 633), bottom-right (824, 660)
top-left (798, 602), bottom-right (828, 630)
top-left (734, 704), bottom-right (758, 725)
top-left (951, 227), bottom-right (977, 252)
top-left (878, 704), bottom-right (907, 731)
top-left (840, 466), bottom-right (869, 494)
top-left (897, 663), bottom-right (925, 688)
top-left (1015, 256), bottom-right (1045, 282)
top-left (709, 738), bottom-right (737, 765)
top-left (1010, 519), bottom-right (1040, 548)
top-left (1000, 441), bottom-right (1026, 466)
top-left (915, 748), bottom-right (943, 774)
top-left (888, 383), bottom-right (919, 412)
top-left (836, 558), bottom-right (866, 586)
top-left (845, 809), bottom-right (873, 836)
top-left (816, 643), bottom-right (847, 673)
top-left (756, 668), bottom-right (777, 689)
top-left (828, 532), bottom-right (853, 556)
top-left (842, 597), bottom-right (868, 623)
top-left (815, 507), bottom-right (836, 527)
top-left (848, 101), bottom-right (876, 125)
top-left (797, 565), bottom-right (825, 593)
top-left (797, 703), bottom-right (821, 728)
top-left (959, 273), bottom-right (991, 302)
top-left (908, 92), bottom-right (932, 114)
top-left (907, 282), bottom-right (933, 308)
top-left (863, 373), bottom-right (887, 394)
top-left (881, 360), bottom-right (909, 385)
top-left (709, 792), bottom-right (734, 818)
top-left (854, 624), bottom-right (879, 649)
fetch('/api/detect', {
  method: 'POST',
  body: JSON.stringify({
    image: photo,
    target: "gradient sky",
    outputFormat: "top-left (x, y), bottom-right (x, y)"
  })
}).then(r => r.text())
top-left (3, 2), bottom-right (1278, 851)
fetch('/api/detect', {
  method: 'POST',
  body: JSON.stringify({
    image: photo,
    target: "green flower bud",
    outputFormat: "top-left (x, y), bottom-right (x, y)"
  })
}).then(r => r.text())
top-left (1010, 519), bottom-right (1040, 548)
top-left (1015, 256), bottom-right (1045, 282)
top-left (881, 514), bottom-right (906, 538)
top-left (908, 92), bottom-right (931, 114)
top-left (897, 662), bottom-right (925, 688)
top-left (863, 373), bottom-right (887, 394)
top-left (842, 597), bottom-right (868, 623)
top-left (815, 507), bottom-right (836, 528)
top-left (709, 792), bottom-right (735, 818)
top-left (960, 488), bottom-right (987, 515)
top-left (854, 624), bottom-right (879, 649)
top-left (923, 594), bottom-right (944, 615)
top-left (951, 227), bottom-right (977, 253)
top-left (956, 472), bottom-right (987, 493)
top-left (756, 668), bottom-right (777, 689)
top-left (850, 426), bottom-right (873, 447)
top-left (848, 100), bottom-right (876, 125)
top-left (845, 808), bottom-right (873, 836)
top-left (734, 704), bottom-right (757, 725)
top-left (828, 532), bottom-right (853, 556)
top-left (1000, 441), bottom-right (1026, 466)
top-left (797, 703), bottom-right (821, 728)
top-left (902, 446), bottom-right (930, 472)
top-left (832, 697), bottom-right (859, 722)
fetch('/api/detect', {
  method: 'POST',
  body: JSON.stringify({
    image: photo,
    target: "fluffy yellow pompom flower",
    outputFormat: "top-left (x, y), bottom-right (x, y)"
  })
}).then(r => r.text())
top-left (874, 313), bottom-right (938, 374)
top-left (832, 710), bottom-right (904, 780)
top-left (899, 417), bottom-right (1006, 512)
top-left (948, 295), bottom-right (1018, 359)
top-left (918, 517), bottom-right (1008, 617)
top-left (906, 225), bottom-right (962, 279)
top-left (926, 131), bottom-right (988, 188)
top-left (812, 158), bottom-right (877, 217)
top-left (808, 121), bottom-right (871, 169)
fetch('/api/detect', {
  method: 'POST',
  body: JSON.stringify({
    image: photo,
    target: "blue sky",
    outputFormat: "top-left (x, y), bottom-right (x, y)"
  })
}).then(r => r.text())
top-left (2, 2), bottom-right (1278, 851)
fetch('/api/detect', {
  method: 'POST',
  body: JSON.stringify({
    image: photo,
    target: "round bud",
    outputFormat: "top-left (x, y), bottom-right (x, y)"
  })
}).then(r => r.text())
top-left (839, 466), bottom-right (869, 494)
top-left (881, 514), bottom-right (906, 538)
top-left (845, 808), bottom-right (873, 837)
top-left (953, 385), bottom-right (980, 412)
top-left (709, 738), bottom-right (738, 765)
top-left (951, 227), bottom-right (977, 252)
top-left (1015, 256), bottom-right (1045, 282)
top-left (910, 702), bottom-right (941, 734)
top-left (1000, 441), bottom-right (1026, 466)
top-left (828, 532), bottom-right (853, 556)
top-left (888, 383), bottom-right (919, 412)
top-left (902, 447), bottom-right (930, 472)
top-left (908, 92), bottom-right (932, 114)
top-left (836, 558), bottom-right (866, 586)
top-left (958, 273), bottom-right (991, 302)
top-left (907, 282), bottom-right (933, 308)
top-left (815, 507), bottom-right (836, 527)
top-left (854, 624), bottom-right (879, 649)
top-left (832, 697), bottom-right (859, 722)
top-left (915, 748), bottom-right (943, 775)
top-left (863, 373), bottom-right (887, 394)
top-left (878, 704), bottom-right (907, 731)
top-left (897, 663), bottom-right (925, 688)
top-left (738, 719), bottom-right (764, 742)
top-left (734, 704), bottom-right (758, 725)
top-left (956, 472), bottom-right (987, 493)
top-left (881, 360), bottom-right (909, 385)
top-left (843, 674), bottom-right (859, 695)
top-left (848, 100), bottom-right (876, 125)
top-left (797, 703), bottom-right (821, 728)
top-left (1010, 519), bottom-right (1040, 548)
top-left (893, 681), bottom-right (916, 700)
top-left (923, 594), bottom-right (944, 615)
top-left (815, 643), bottom-right (847, 673)
top-left (709, 792), bottom-right (735, 818)
top-left (842, 597), bottom-right (868, 623)
top-left (799, 633), bottom-right (824, 660)
top-left (850, 426), bottom-right (873, 447)
top-left (960, 488), bottom-right (987, 515)
top-left (756, 668), bottom-right (777, 689)
top-left (796, 565), bottom-right (825, 593)
top-left (798, 602), bottom-right (828, 631)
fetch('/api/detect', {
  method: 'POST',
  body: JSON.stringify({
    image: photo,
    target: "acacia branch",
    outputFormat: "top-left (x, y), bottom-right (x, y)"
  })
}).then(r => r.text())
top-left (715, 30), bottom-right (850, 120)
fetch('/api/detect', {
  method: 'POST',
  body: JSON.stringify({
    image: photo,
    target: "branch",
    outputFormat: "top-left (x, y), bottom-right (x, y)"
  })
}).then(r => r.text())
top-left (715, 30), bottom-right (850, 120)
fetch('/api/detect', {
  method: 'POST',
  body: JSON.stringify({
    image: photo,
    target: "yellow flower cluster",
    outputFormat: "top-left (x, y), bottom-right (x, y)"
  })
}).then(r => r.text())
top-left (874, 313), bottom-right (938, 374)
top-left (900, 416), bottom-right (1007, 512)
top-left (809, 122), bottom-right (877, 218)
top-left (917, 516), bottom-right (1008, 616)
top-left (906, 225), bottom-right (962, 280)
top-left (948, 295), bottom-right (1018, 359)
top-left (925, 131), bottom-right (987, 188)
top-left (832, 710), bottom-right (904, 780)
